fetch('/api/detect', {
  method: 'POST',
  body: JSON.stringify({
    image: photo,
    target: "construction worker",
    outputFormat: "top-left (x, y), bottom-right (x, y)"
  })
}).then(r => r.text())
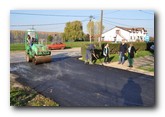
top-left (84, 44), bottom-right (96, 64)
top-left (27, 35), bottom-right (32, 47)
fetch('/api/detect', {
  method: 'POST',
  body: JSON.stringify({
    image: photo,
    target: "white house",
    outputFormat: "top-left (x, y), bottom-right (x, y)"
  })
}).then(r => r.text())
top-left (101, 26), bottom-right (147, 42)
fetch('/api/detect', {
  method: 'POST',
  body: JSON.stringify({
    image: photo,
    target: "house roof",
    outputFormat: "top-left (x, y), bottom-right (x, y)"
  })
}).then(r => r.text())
top-left (116, 26), bottom-right (147, 32)
top-left (103, 26), bottom-right (147, 34)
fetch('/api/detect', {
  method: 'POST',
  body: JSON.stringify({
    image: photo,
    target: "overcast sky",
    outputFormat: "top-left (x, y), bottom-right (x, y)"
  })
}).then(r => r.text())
top-left (10, 10), bottom-right (154, 37)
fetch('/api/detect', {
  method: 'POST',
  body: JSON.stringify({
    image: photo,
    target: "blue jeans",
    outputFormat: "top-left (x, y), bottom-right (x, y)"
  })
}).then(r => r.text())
top-left (85, 50), bottom-right (92, 63)
top-left (119, 52), bottom-right (125, 64)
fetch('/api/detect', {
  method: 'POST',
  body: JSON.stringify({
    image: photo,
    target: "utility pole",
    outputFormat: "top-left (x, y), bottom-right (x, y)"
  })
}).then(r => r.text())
top-left (99, 10), bottom-right (103, 47)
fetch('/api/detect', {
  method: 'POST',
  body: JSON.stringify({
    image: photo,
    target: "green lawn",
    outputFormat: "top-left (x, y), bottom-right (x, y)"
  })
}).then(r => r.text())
top-left (92, 51), bottom-right (153, 64)
top-left (138, 65), bottom-right (154, 72)
top-left (10, 43), bottom-right (25, 51)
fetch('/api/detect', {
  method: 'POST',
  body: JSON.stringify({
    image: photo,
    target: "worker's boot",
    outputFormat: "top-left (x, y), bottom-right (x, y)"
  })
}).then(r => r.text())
top-left (84, 60), bottom-right (88, 64)
top-left (89, 60), bottom-right (93, 65)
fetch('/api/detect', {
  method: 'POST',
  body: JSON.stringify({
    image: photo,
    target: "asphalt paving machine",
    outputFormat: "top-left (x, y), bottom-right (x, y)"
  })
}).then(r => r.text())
top-left (25, 28), bottom-right (51, 64)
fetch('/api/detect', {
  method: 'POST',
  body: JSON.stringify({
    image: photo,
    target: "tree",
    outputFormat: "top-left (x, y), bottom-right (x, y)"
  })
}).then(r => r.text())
top-left (84, 34), bottom-right (90, 41)
top-left (62, 21), bottom-right (84, 41)
top-left (47, 35), bottom-right (53, 43)
top-left (87, 21), bottom-right (105, 42)
top-left (94, 21), bottom-right (105, 42)
top-left (87, 21), bottom-right (94, 42)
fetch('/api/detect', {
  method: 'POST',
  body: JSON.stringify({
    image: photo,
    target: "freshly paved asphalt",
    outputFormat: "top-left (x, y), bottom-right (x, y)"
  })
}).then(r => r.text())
top-left (10, 57), bottom-right (155, 107)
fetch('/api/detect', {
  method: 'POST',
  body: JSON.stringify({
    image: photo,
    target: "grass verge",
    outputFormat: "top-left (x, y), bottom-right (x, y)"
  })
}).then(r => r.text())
top-left (10, 86), bottom-right (59, 106)
top-left (138, 65), bottom-right (154, 72)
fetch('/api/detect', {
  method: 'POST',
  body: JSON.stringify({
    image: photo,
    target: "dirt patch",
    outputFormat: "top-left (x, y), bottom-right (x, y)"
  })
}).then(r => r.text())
top-left (10, 73), bottom-right (24, 89)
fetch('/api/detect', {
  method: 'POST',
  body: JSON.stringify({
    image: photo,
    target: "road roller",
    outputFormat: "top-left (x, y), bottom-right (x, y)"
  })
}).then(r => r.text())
top-left (25, 28), bottom-right (51, 65)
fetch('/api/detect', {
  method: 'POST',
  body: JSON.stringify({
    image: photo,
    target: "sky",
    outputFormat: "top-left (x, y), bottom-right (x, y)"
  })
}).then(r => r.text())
top-left (10, 10), bottom-right (154, 37)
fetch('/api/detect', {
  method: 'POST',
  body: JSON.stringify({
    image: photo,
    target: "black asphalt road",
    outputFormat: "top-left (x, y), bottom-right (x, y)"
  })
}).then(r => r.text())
top-left (10, 57), bottom-right (155, 107)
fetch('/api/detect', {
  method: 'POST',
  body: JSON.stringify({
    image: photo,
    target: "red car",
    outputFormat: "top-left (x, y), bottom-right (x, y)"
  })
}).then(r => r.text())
top-left (47, 43), bottom-right (66, 50)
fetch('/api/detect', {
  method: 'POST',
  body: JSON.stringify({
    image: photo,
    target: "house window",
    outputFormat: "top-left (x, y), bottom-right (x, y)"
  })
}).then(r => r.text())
top-left (114, 37), bottom-right (116, 42)
top-left (116, 30), bottom-right (120, 34)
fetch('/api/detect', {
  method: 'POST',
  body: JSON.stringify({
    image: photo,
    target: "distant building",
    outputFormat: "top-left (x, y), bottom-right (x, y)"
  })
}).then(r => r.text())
top-left (101, 26), bottom-right (147, 42)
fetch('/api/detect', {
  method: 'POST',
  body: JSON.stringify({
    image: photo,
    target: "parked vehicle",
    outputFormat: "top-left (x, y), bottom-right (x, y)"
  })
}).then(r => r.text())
top-left (47, 42), bottom-right (66, 50)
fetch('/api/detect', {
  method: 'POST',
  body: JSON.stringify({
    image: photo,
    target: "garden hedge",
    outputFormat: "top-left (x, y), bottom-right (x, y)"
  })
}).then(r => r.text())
top-left (81, 42), bottom-right (154, 60)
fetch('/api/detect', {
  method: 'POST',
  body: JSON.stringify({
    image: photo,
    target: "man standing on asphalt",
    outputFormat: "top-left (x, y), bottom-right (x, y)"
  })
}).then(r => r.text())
top-left (118, 39), bottom-right (127, 64)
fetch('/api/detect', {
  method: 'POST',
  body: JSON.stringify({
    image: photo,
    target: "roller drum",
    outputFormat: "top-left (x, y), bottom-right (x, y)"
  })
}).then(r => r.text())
top-left (33, 56), bottom-right (51, 65)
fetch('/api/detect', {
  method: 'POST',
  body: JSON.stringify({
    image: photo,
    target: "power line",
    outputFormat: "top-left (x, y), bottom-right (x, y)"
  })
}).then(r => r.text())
top-left (138, 10), bottom-right (154, 15)
top-left (94, 10), bottom-right (120, 16)
top-left (103, 19), bottom-right (153, 30)
top-left (103, 10), bottom-right (121, 15)
top-left (10, 22), bottom-right (66, 27)
top-left (103, 17), bottom-right (153, 20)
top-left (103, 18), bottom-right (134, 27)
top-left (11, 12), bottom-right (89, 17)
top-left (103, 18), bottom-right (154, 28)
top-left (10, 19), bottom-right (89, 27)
